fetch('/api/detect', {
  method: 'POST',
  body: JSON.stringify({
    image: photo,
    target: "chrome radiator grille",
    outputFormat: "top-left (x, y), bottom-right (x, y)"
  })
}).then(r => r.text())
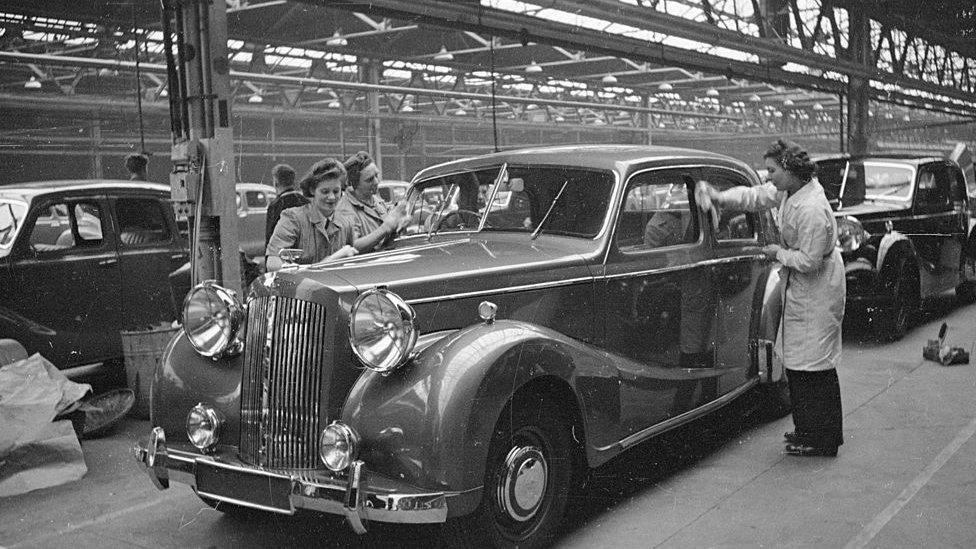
top-left (240, 295), bottom-right (328, 469)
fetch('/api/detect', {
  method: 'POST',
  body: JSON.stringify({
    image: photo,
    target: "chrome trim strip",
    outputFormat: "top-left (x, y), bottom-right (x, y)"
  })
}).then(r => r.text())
top-left (195, 491), bottom-right (295, 514)
top-left (405, 275), bottom-right (594, 305)
top-left (604, 255), bottom-right (765, 280)
top-left (856, 210), bottom-right (961, 224)
top-left (606, 379), bottom-right (759, 451)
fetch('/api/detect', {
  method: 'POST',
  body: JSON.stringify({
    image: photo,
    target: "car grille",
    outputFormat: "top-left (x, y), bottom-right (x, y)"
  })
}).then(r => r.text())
top-left (239, 295), bottom-right (329, 469)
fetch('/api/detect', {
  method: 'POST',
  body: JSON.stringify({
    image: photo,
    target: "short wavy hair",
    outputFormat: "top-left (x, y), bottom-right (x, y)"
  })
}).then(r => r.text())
top-left (300, 158), bottom-right (346, 197)
top-left (124, 153), bottom-right (148, 174)
top-left (271, 163), bottom-right (295, 188)
top-left (342, 151), bottom-right (374, 191)
top-left (763, 139), bottom-right (815, 183)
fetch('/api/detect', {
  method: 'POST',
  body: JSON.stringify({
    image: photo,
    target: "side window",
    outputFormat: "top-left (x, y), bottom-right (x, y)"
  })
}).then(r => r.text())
top-left (915, 165), bottom-right (951, 213)
top-left (703, 168), bottom-right (758, 242)
top-left (117, 198), bottom-right (170, 246)
top-left (246, 190), bottom-right (269, 209)
top-left (28, 200), bottom-right (104, 252)
top-left (617, 169), bottom-right (698, 252)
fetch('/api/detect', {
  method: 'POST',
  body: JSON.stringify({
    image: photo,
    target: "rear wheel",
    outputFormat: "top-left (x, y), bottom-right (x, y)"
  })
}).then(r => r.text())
top-left (443, 398), bottom-right (581, 549)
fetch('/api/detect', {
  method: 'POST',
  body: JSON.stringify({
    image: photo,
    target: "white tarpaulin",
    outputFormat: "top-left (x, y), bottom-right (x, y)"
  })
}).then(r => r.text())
top-left (0, 353), bottom-right (91, 497)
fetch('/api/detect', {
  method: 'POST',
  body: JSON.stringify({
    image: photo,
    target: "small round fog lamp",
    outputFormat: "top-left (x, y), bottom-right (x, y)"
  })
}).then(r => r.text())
top-left (319, 421), bottom-right (359, 471)
top-left (186, 403), bottom-right (223, 452)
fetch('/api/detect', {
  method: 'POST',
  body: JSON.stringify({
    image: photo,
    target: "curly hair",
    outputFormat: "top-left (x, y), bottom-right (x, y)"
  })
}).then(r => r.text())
top-left (763, 139), bottom-right (815, 183)
top-left (342, 150), bottom-right (374, 191)
top-left (300, 158), bottom-right (346, 197)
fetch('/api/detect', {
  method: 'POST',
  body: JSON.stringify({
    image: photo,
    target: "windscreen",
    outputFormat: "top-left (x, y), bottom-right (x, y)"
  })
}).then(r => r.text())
top-left (401, 165), bottom-right (614, 239)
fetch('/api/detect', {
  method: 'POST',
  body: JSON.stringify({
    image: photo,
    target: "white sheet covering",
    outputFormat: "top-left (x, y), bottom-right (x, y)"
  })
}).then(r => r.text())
top-left (0, 353), bottom-right (91, 496)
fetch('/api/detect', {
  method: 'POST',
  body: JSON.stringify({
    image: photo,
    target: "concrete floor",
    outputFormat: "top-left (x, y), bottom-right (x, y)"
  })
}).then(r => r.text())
top-left (2, 293), bottom-right (975, 549)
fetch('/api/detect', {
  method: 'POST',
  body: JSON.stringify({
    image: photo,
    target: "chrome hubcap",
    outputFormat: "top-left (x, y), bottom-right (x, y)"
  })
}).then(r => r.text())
top-left (495, 445), bottom-right (548, 522)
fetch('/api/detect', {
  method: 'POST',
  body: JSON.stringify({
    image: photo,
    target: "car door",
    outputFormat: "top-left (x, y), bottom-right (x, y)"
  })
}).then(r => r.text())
top-left (599, 166), bottom-right (721, 437)
top-left (700, 166), bottom-right (765, 389)
top-left (114, 194), bottom-right (189, 330)
top-left (911, 162), bottom-right (963, 293)
top-left (6, 194), bottom-right (123, 369)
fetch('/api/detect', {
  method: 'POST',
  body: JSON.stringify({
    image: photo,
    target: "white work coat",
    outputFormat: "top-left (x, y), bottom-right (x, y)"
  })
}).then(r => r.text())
top-left (719, 181), bottom-right (845, 372)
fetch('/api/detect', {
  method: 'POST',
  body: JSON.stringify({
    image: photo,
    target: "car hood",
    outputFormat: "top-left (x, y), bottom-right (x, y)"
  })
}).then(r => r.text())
top-left (280, 234), bottom-right (597, 301)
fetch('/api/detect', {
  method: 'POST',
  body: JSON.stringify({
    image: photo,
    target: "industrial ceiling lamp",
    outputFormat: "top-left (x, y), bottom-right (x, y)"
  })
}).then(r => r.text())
top-left (705, 88), bottom-right (719, 97)
top-left (601, 74), bottom-right (618, 84)
top-left (326, 30), bottom-right (348, 47)
top-left (24, 76), bottom-right (41, 89)
top-left (248, 94), bottom-right (263, 103)
top-left (749, 94), bottom-right (762, 103)
top-left (657, 82), bottom-right (673, 91)
top-left (782, 98), bottom-right (795, 107)
top-left (525, 60), bottom-right (543, 73)
top-left (812, 102), bottom-right (824, 111)
top-left (434, 46), bottom-right (454, 61)
top-left (327, 99), bottom-right (341, 108)
top-left (455, 108), bottom-right (467, 116)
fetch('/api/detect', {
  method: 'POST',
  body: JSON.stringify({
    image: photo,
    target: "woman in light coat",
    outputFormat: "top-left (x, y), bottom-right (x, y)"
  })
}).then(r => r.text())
top-left (697, 139), bottom-right (845, 457)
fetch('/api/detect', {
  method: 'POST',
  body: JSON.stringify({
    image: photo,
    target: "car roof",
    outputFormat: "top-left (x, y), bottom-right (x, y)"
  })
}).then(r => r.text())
top-left (0, 179), bottom-right (170, 203)
top-left (814, 153), bottom-right (945, 166)
top-left (237, 182), bottom-right (276, 192)
top-left (413, 144), bottom-right (752, 180)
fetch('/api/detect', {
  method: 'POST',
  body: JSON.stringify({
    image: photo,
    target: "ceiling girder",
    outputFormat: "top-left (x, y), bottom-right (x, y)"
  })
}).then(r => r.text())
top-left (316, 0), bottom-right (976, 109)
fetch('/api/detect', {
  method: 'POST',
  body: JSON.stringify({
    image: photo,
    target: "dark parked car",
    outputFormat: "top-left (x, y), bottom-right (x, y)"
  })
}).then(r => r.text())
top-left (135, 145), bottom-right (793, 548)
top-left (816, 154), bottom-right (976, 338)
top-left (0, 180), bottom-right (189, 381)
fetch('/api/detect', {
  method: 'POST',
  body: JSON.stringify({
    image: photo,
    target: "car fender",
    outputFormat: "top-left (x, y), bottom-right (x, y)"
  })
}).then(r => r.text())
top-left (151, 331), bottom-right (243, 445)
top-left (876, 233), bottom-right (917, 296)
top-left (342, 318), bottom-right (616, 509)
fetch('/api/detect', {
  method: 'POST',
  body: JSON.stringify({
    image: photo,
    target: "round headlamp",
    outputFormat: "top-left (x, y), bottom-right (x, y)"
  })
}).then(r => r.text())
top-left (186, 403), bottom-right (223, 452)
top-left (348, 288), bottom-right (417, 373)
top-left (836, 215), bottom-right (869, 254)
top-left (319, 421), bottom-right (359, 471)
top-left (182, 280), bottom-right (245, 359)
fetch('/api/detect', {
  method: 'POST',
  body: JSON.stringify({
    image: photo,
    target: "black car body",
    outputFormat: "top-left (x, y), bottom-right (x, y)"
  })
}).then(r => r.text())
top-left (817, 154), bottom-right (976, 337)
top-left (0, 180), bottom-right (189, 379)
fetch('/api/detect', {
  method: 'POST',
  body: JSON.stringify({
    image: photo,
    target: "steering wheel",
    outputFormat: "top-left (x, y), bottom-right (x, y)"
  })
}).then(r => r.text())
top-left (433, 209), bottom-right (481, 231)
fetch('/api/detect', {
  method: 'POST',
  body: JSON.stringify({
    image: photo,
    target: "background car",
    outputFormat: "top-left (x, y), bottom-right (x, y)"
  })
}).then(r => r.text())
top-left (0, 180), bottom-right (189, 385)
top-left (377, 180), bottom-right (409, 205)
top-left (816, 153), bottom-right (976, 338)
top-left (235, 182), bottom-right (276, 258)
top-left (136, 145), bottom-right (791, 548)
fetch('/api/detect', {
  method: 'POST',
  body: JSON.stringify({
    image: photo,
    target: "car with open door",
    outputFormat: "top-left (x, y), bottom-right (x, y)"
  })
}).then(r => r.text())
top-left (134, 145), bottom-right (791, 548)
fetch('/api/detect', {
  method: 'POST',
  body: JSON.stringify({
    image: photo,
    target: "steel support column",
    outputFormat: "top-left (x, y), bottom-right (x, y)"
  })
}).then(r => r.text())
top-left (847, 4), bottom-right (871, 155)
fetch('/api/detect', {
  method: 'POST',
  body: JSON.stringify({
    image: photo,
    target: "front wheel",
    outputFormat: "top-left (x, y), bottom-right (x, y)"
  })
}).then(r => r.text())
top-left (443, 399), bottom-right (581, 549)
top-left (871, 260), bottom-right (918, 341)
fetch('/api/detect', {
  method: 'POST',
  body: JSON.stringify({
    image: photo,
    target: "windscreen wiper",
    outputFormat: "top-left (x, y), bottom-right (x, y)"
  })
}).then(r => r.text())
top-left (477, 163), bottom-right (508, 232)
top-left (531, 180), bottom-right (568, 240)
top-left (426, 182), bottom-right (458, 241)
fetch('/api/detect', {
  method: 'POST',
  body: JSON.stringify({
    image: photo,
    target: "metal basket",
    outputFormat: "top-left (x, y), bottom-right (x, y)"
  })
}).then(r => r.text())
top-left (121, 325), bottom-right (181, 419)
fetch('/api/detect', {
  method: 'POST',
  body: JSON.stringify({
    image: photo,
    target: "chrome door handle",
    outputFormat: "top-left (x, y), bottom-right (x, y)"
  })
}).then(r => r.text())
top-left (97, 258), bottom-right (117, 267)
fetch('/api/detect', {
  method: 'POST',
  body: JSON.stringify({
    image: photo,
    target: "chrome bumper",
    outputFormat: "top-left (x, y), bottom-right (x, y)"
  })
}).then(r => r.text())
top-left (133, 427), bottom-right (448, 534)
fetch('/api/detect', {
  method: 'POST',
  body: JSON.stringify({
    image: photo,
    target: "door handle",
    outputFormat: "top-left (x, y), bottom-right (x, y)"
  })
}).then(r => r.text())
top-left (171, 253), bottom-right (186, 260)
top-left (97, 258), bottom-right (117, 267)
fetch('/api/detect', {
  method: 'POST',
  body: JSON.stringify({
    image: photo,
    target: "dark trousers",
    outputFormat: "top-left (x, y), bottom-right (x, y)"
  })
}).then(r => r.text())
top-left (786, 368), bottom-right (844, 448)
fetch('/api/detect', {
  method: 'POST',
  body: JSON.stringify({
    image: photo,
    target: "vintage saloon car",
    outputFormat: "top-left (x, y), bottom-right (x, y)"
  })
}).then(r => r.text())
top-left (0, 180), bottom-right (189, 383)
top-left (135, 145), bottom-right (792, 548)
top-left (816, 153), bottom-right (976, 338)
